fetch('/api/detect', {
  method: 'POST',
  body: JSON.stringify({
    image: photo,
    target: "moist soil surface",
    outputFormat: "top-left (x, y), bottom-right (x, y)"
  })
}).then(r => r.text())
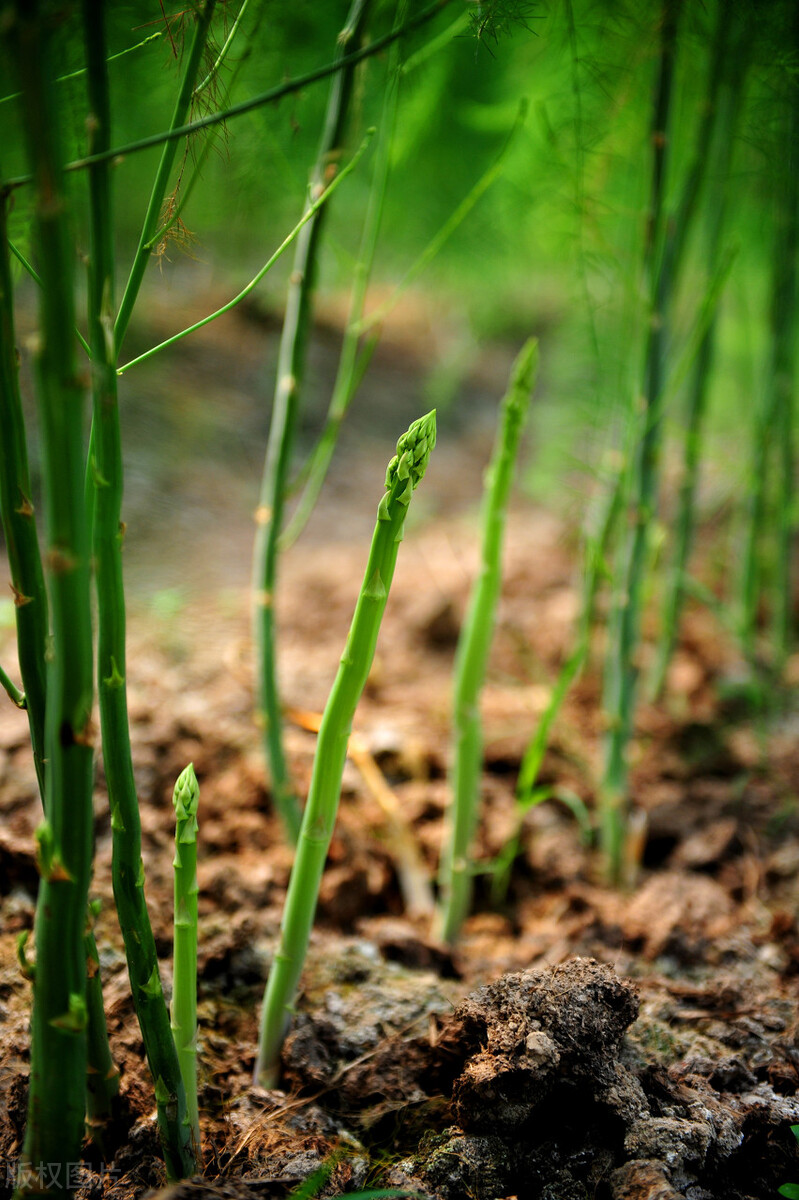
top-left (1, 297), bottom-right (798, 1200)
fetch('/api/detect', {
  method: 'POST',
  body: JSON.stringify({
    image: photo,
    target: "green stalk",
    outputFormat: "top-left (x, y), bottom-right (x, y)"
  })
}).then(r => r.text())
top-left (0, 662), bottom-right (25, 708)
top-left (114, 0), bottom-right (217, 353)
top-left (490, 444), bottom-right (629, 907)
top-left (771, 28), bottom-right (799, 670)
top-left (3, 163), bottom-right (116, 1139)
top-left (280, 0), bottom-right (406, 550)
top-left (0, 194), bottom-right (48, 798)
top-left (82, 0), bottom-right (196, 1178)
top-left (599, 0), bottom-right (682, 885)
top-left (252, 0), bottom-right (371, 843)
top-left (650, 9), bottom-right (749, 699)
top-left (8, 3), bottom-right (95, 1193)
top-left (435, 341), bottom-right (537, 946)
top-left (171, 764), bottom-right (201, 1157)
top-left (255, 411), bottom-right (436, 1086)
top-left (0, 31), bottom-right (163, 107)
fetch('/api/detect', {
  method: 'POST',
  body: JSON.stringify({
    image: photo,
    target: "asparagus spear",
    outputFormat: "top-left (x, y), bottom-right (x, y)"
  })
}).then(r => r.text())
top-left (255, 411), bottom-right (436, 1087)
top-left (435, 340), bottom-right (537, 946)
top-left (171, 764), bottom-right (201, 1156)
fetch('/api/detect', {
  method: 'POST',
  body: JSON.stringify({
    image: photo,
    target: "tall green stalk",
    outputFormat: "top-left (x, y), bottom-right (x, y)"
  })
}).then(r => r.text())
top-left (252, 0), bottom-right (371, 843)
top-left (2, 159), bottom-right (117, 1141)
top-left (600, 0), bottom-right (682, 885)
top-left (255, 411), bottom-right (436, 1087)
top-left (770, 29), bottom-right (799, 670)
top-left (82, 0), bottom-right (196, 1178)
top-left (171, 764), bottom-right (201, 1157)
top-left (8, 3), bottom-right (95, 1193)
top-left (435, 341), bottom-right (537, 946)
top-left (650, 12), bottom-right (749, 699)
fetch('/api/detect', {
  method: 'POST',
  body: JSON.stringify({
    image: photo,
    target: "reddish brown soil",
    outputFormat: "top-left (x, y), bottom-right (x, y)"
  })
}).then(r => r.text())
top-left (1, 307), bottom-right (798, 1199)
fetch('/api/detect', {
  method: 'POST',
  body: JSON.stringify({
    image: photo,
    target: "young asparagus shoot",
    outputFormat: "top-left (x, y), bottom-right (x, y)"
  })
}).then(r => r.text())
top-left (435, 340), bottom-right (538, 946)
top-left (254, 410), bottom-right (436, 1088)
top-left (171, 764), bottom-right (201, 1157)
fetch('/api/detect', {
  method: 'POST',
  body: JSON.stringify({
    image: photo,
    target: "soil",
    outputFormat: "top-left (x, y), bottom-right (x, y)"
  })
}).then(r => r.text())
top-left (1, 292), bottom-right (798, 1200)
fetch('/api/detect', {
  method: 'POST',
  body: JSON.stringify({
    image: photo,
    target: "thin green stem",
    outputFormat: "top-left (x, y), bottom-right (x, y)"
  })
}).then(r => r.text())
top-left (253, 0), bottom-right (372, 844)
top-left (0, 31), bottom-right (163, 106)
top-left (2, 1), bottom-right (452, 193)
top-left (117, 132), bottom-right (373, 377)
top-left (114, 0), bottom-right (217, 353)
top-left (82, 0), bottom-right (195, 1177)
top-left (171, 764), bottom-right (201, 1156)
top-left (193, 0), bottom-right (250, 95)
top-left (0, 662), bottom-right (25, 708)
top-left (400, 8), bottom-right (469, 75)
top-left (8, 240), bottom-right (92, 358)
top-left (255, 411), bottom-right (436, 1087)
top-left (9, 2), bottom-right (95, 1191)
top-left (435, 341), bottom-right (537, 946)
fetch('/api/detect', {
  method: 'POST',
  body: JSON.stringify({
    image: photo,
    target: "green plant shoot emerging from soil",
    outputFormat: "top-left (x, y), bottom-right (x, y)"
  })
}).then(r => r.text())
top-left (436, 338), bottom-right (538, 945)
top-left (171, 763), bottom-right (201, 1157)
top-left (255, 410), bottom-right (436, 1088)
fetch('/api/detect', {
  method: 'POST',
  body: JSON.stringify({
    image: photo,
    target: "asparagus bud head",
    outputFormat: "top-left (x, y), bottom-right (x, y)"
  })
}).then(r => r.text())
top-left (173, 763), bottom-right (199, 839)
top-left (380, 410), bottom-right (436, 519)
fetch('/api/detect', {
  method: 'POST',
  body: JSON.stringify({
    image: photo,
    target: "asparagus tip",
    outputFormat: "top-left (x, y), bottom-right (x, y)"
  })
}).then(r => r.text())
top-left (173, 762), bottom-right (200, 819)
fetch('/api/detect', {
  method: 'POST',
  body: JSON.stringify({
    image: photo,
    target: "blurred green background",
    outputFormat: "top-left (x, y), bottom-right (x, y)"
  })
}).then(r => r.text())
top-left (0, 0), bottom-right (793, 564)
